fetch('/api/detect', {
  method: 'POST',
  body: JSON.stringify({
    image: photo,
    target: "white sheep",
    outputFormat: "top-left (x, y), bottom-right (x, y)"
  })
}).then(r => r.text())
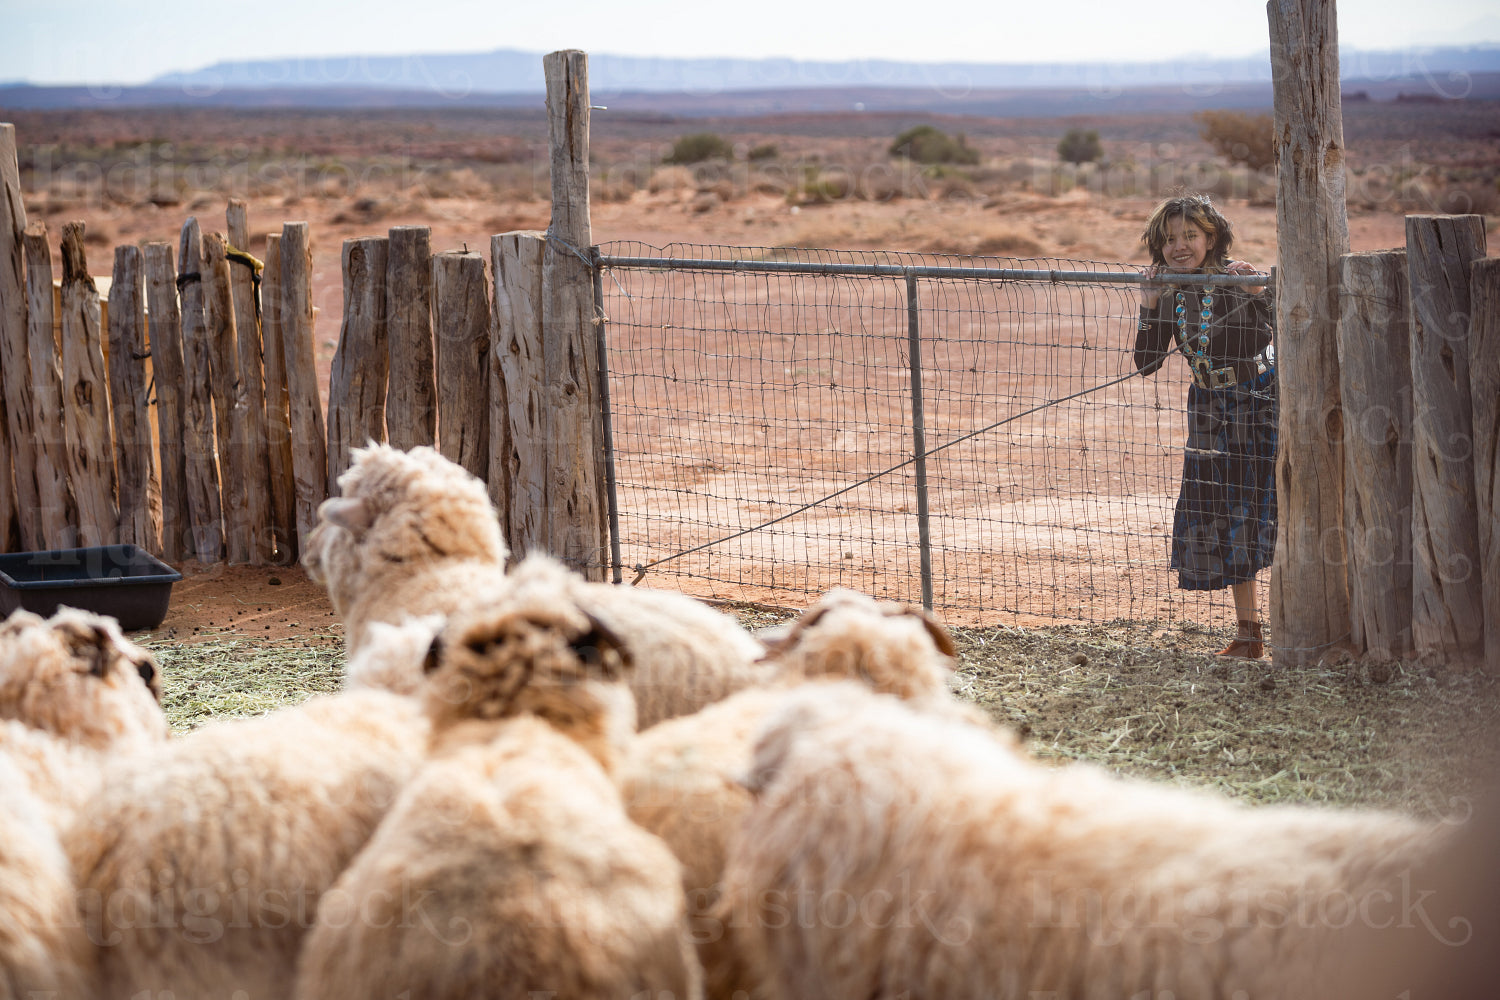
top-left (63, 688), bottom-right (430, 1000)
top-left (619, 588), bottom-right (991, 998)
top-left (302, 442), bottom-right (512, 692)
top-left (293, 588), bottom-right (702, 1000)
top-left (719, 683), bottom-right (1445, 1000)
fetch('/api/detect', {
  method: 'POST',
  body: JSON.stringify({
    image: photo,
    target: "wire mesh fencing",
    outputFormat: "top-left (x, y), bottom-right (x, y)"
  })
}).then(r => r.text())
top-left (596, 242), bottom-right (1271, 628)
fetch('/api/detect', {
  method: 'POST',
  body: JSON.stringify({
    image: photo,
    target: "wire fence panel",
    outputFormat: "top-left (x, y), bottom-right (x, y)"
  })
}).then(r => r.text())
top-left (598, 242), bottom-right (1253, 627)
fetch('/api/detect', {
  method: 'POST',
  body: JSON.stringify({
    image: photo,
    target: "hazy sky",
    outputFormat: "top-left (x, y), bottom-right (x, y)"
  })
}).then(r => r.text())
top-left (4, 0), bottom-right (1499, 86)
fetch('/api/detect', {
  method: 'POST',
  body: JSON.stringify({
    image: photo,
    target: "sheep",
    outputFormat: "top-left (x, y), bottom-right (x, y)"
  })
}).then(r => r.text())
top-left (305, 442), bottom-right (763, 722)
top-left (619, 588), bottom-right (993, 998)
top-left (302, 442), bottom-right (512, 692)
top-left (718, 682), bottom-right (1446, 1000)
top-left (0, 752), bottom-right (95, 1000)
top-left (293, 588), bottom-right (703, 1000)
top-left (62, 687), bottom-right (430, 1000)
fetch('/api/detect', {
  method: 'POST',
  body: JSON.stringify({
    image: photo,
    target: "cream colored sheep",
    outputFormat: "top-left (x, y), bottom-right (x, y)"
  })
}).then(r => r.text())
top-left (621, 588), bottom-right (995, 998)
top-left (293, 591), bottom-right (702, 1000)
top-left (63, 688), bottom-right (430, 1000)
top-left (720, 683), bottom-right (1445, 1000)
top-left (302, 442), bottom-right (511, 691)
top-left (0, 606), bottom-right (166, 750)
top-left (0, 752), bottom-right (95, 1000)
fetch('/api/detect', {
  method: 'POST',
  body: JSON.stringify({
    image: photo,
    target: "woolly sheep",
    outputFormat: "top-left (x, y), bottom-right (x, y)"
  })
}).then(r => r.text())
top-left (720, 683), bottom-right (1445, 1000)
top-left (293, 589), bottom-right (703, 1000)
top-left (620, 588), bottom-right (991, 998)
top-left (63, 688), bottom-right (430, 1000)
top-left (302, 442), bottom-right (511, 692)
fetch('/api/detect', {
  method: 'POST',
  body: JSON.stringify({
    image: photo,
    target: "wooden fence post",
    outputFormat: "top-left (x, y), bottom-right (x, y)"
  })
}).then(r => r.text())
top-left (1266, 0), bottom-right (1352, 665)
top-left (22, 222), bottom-right (73, 549)
top-left (434, 249), bottom-right (489, 484)
top-left (279, 222), bottom-right (328, 550)
top-left (261, 232), bottom-right (299, 563)
top-left (59, 222), bottom-right (118, 548)
top-left (144, 241), bottom-right (189, 563)
top-left (203, 231), bottom-right (250, 563)
top-left (1, 123), bottom-right (41, 550)
top-left (1337, 250), bottom-right (1412, 661)
top-left (107, 245), bottom-right (162, 554)
top-left (328, 236), bottom-right (389, 494)
top-left (386, 225), bottom-right (435, 450)
top-left (227, 200), bottom-right (273, 564)
top-left (178, 217), bottom-right (224, 562)
top-left (1472, 258), bottom-right (1500, 670)
top-left (1406, 214), bottom-right (1487, 667)
top-left (542, 49), bottom-right (606, 578)
top-left (491, 231), bottom-right (545, 560)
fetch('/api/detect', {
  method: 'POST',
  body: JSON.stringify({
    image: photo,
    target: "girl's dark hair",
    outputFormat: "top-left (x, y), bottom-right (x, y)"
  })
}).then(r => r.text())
top-left (1140, 194), bottom-right (1235, 270)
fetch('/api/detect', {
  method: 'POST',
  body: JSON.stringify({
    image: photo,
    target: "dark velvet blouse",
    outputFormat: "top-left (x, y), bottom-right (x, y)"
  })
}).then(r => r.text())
top-left (1134, 279), bottom-right (1274, 378)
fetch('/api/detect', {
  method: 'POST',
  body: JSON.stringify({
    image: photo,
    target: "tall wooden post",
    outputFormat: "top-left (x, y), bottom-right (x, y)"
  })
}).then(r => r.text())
top-left (108, 245), bottom-right (163, 554)
top-left (1472, 258), bottom-right (1500, 670)
top-left (492, 231), bottom-right (545, 561)
top-left (227, 200), bottom-right (273, 564)
top-left (203, 231), bottom-right (250, 563)
top-left (279, 222), bottom-right (328, 551)
top-left (542, 49), bottom-right (606, 578)
top-left (144, 241), bottom-right (189, 563)
top-left (261, 232), bottom-right (299, 563)
top-left (0, 123), bottom-right (41, 550)
top-left (59, 222), bottom-right (119, 548)
top-left (1407, 214), bottom-right (1487, 667)
top-left (1338, 250), bottom-right (1412, 660)
top-left (328, 236), bottom-right (389, 493)
top-left (23, 223), bottom-right (73, 549)
top-left (433, 249), bottom-right (490, 484)
top-left (178, 217), bottom-right (224, 562)
top-left (1267, 0), bottom-right (1352, 665)
top-left (385, 225), bottom-right (435, 450)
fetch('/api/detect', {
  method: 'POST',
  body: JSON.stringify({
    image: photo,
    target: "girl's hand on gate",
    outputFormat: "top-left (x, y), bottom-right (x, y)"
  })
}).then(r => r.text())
top-left (1139, 265), bottom-right (1162, 309)
top-left (1226, 259), bottom-right (1266, 295)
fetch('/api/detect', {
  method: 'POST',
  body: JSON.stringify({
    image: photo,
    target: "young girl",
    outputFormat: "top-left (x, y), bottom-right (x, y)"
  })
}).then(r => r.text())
top-left (1135, 194), bottom-right (1276, 658)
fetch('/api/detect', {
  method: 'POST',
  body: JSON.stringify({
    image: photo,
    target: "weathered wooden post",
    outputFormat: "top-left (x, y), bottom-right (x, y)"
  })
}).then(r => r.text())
top-left (261, 232), bottom-right (299, 563)
top-left (144, 241), bottom-right (189, 562)
top-left (386, 225), bottom-right (435, 450)
top-left (1266, 0), bottom-right (1352, 665)
top-left (22, 223), bottom-right (73, 549)
top-left (433, 249), bottom-right (489, 483)
top-left (227, 200), bottom-right (273, 564)
top-left (542, 49), bottom-right (607, 577)
top-left (491, 231), bottom-right (545, 560)
top-left (327, 236), bottom-right (389, 493)
top-left (1406, 214), bottom-right (1487, 667)
top-left (59, 222), bottom-right (119, 548)
top-left (1473, 258), bottom-right (1500, 669)
top-left (107, 245), bottom-right (162, 554)
top-left (203, 231), bottom-right (250, 563)
top-left (1338, 250), bottom-right (1412, 660)
top-left (278, 221), bottom-right (328, 550)
top-left (1, 123), bottom-right (41, 550)
top-left (178, 217), bottom-right (224, 562)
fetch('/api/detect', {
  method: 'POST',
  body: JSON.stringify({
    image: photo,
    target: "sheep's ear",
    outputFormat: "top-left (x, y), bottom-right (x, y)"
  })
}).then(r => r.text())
top-left (421, 634), bottom-right (445, 675)
top-left (569, 612), bottom-right (629, 678)
top-left (757, 604), bottom-right (828, 659)
top-left (898, 605), bottom-right (957, 658)
top-left (319, 496), bottom-right (374, 535)
top-left (136, 656), bottom-right (156, 689)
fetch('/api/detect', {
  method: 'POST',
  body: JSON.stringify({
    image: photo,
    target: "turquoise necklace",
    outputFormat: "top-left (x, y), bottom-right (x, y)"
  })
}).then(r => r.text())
top-left (1174, 289), bottom-right (1213, 356)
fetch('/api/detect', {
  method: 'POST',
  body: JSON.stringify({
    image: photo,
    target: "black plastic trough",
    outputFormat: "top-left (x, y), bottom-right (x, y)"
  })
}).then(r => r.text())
top-left (0, 544), bottom-right (182, 631)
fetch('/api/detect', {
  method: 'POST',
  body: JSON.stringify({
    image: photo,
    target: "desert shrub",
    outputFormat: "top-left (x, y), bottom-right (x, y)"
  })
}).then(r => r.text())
top-left (1056, 129), bottom-right (1103, 165)
top-left (747, 143), bottom-right (779, 161)
top-left (889, 125), bottom-right (980, 166)
top-left (1195, 110), bottom-right (1276, 171)
top-left (664, 133), bottom-right (735, 165)
top-left (788, 165), bottom-right (853, 205)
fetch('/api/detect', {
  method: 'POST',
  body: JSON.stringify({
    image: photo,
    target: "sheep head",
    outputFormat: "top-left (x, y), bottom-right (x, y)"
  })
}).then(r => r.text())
top-left (0, 607), bottom-right (168, 750)
top-left (303, 443), bottom-right (509, 616)
top-left (758, 588), bottom-right (956, 700)
top-left (422, 594), bottom-right (636, 771)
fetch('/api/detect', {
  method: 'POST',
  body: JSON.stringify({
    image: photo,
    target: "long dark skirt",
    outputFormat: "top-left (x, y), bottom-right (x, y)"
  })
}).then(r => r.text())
top-left (1170, 369), bottom-right (1278, 590)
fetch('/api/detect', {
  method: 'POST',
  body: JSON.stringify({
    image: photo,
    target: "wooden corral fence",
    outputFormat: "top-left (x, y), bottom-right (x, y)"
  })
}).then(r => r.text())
top-left (0, 41), bottom-right (1495, 668)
